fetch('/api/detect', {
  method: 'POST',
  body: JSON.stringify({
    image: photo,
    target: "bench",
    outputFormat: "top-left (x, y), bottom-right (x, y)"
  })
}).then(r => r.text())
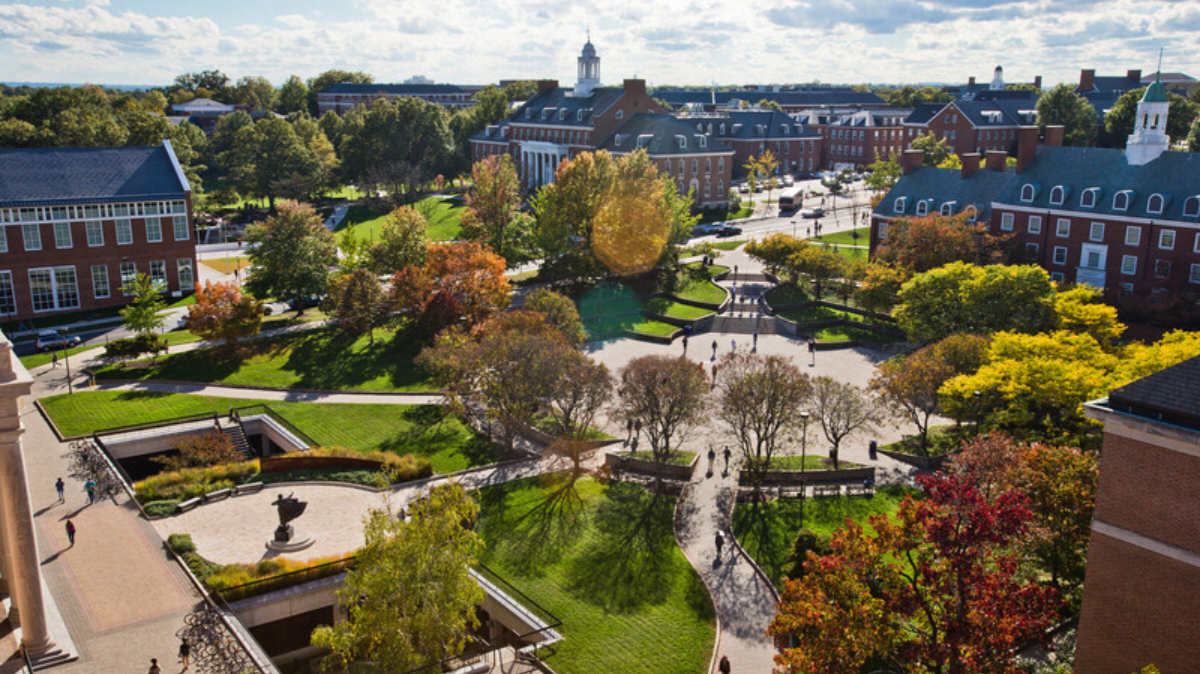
top-left (846, 481), bottom-right (875, 497)
top-left (176, 497), bottom-right (202, 513)
top-left (234, 481), bottom-right (264, 495)
top-left (813, 484), bottom-right (841, 498)
top-left (203, 488), bottom-right (232, 503)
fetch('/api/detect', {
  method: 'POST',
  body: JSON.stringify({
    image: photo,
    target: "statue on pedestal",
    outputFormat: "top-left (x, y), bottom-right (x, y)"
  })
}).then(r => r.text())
top-left (271, 493), bottom-right (307, 543)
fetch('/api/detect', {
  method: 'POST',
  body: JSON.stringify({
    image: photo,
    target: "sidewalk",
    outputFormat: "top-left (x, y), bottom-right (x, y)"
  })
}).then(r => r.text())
top-left (88, 381), bottom-right (441, 406)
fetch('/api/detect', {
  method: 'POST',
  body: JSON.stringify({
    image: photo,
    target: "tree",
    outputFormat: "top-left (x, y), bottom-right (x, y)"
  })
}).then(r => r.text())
top-left (864, 154), bottom-right (901, 192)
top-left (756, 99), bottom-right (785, 113)
top-left (746, 233), bottom-right (808, 280)
top-left (424, 242), bottom-right (510, 326)
top-left (305, 69), bottom-right (372, 116)
top-left (1103, 86), bottom-right (1199, 147)
top-left (546, 352), bottom-right (612, 439)
top-left (769, 472), bottom-right (1060, 674)
top-left (1189, 117), bottom-right (1200, 152)
top-left (810, 377), bottom-right (881, 469)
top-left (910, 131), bottom-right (952, 167)
top-left (233, 76), bottom-right (276, 111)
top-left (277, 75), bottom-right (309, 115)
top-left (788, 246), bottom-right (844, 301)
top-left (895, 262), bottom-right (1057, 343)
top-left (312, 484), bottom-right (484, 673)
top-left (532, 150), bottom-right (616, 279)
top-left (244, 200), bottom-right (338, 311)
top-left (338, 96), bottom-right (455, 201)
top-left (120, 272), bottom-right (166, 335)
top-left (1036, 83), bottom-right (1099, 147)
top-left (854, 262), bottom-right (910, 316)
top-left (592, 149), bottom-right (694, 277)
top-left (185, 281), bottom-right (263, 346)
top-left (175, 70), bottom-right (231, 95)
top-left (714, 352), bottom-right (811, 493)
top-left (883, 85), bottom-right (954, 109)
top-left (616, 355), bottom-right (709, 466)
top-left (874, 213), bottom-right (1009, 274)
top-left (220, 117), bottom-right (323, 208)
top-left (524, 288), bottom-right (587, 346)
top-left (152, 432), bottom-right (243, 472)
top-left (210, 110), bottom-right (254, 164)
top-left (460, 155), bottom-right (523, 262)
top-left (1053, 285), bottom-right (1125, 346)
top-left (327, 268), bottom-right (390, 344)
top-left (367, 207), bottom-right (430, 275)
top-left (748, 150), bottom-right (779, 205)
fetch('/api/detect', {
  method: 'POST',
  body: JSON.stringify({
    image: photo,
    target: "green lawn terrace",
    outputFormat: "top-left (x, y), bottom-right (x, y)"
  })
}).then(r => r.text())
top-left (335, 196), bottom-right (464, 243)
top-left (577, 268), bottom-right (727, 342)
top-left (474, 476), bottom-right (715, 674)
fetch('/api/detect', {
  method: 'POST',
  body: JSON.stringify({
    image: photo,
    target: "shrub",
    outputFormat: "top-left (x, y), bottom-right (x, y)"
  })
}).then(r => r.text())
top-left (134, 460), bottom-right (259, 504)
top-left (103, 333), bottom-right (168, 363)
top-left (305, 446), bottom-right (433, 482)
top-left (205, 554), bottom-right (354, 600)
top-left (145, 500), bottom-right (181, 518)
top-left (167, 533), bottom-right (197, 554)
top-left (783, 529), bottom-right (832, 580)
top-left (152, 431), bottom-right (244, 472)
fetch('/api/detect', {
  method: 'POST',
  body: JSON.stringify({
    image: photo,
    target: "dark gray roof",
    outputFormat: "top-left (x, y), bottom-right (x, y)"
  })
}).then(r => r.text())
top-left (951, 99), bottom-right (1038, 127)
top-left (597, 114), bottom-right (733, 156)
top-left (321, 82), bottom-right (468, 95)
top-left (994, 146), bottom-right (1200, 222)
top-left (0, 143), bottom-right (190, 207)
top-left (905, 103), bottom-right (945, 125)
top-left (692, 110), bottom-right (820, 140)
top-left (653, 89), bottom-right (885, 108)
top-left (509, 86), bottom-right (626, 127)
top-left (471, 119), bottom-right (510, 142)
top-left (1086, 75), bottom-right (1142, 95)
top-left (872, 166), bottom-right (1014, 222)
top-left (1108, 355), bottom-right (1200, 431)
top-left (969, 89), bottom-right (1041, 102)
top-left (1081, 92), bottom-right (1119, 121)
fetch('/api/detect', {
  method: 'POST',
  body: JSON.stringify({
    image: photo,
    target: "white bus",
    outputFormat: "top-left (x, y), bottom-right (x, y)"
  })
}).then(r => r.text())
top-left (778, 186), bottom-right (804, 211)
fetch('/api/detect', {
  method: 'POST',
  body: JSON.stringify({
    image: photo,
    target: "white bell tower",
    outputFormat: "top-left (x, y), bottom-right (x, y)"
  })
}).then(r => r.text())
top-left (989, 65), bottom-right (1005, 90)
top-left (1126, 74), bottom-right (1171, 166)
top-left (574, 34), bottom-right (601, 98)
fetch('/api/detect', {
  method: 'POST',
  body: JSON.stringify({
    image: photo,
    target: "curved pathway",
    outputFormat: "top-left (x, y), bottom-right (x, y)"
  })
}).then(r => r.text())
top-left (90, 380), bottom-right (442, 406)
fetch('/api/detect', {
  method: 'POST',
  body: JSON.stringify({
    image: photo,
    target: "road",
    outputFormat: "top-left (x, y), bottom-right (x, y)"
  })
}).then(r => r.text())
top-left (699, 179), bottom-right (876, 245)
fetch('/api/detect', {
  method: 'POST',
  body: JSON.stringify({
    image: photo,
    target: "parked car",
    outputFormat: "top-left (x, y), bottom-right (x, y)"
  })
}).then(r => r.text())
top-left (738, 183), bottom-right (750, 194)
top-left (691, 223), bottom-right (725, 236)
top-left (715, 225), bottom-right (743, 238)
top-left (781, 175), bottom-right (795, 186)
top-left (36, 330), bottom-right (81, 352)
top-left (800, 207), bottom-right (825, 218)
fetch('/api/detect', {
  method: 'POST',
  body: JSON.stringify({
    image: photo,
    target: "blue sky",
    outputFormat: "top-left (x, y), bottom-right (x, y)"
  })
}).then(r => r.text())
top-left (1, 0), bottom-right (1196, 88)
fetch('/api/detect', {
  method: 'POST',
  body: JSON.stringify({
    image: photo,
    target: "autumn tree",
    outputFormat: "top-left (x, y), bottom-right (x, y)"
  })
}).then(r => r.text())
top-left (367, 206), bottom-right (430, 275)
top-left (245, 200), bottom-right (338, 313)
top-left (424, 241), bottom-right (510, 326)
top-left (460, 154), bottom-right (524, 261)
top-left (312, 484), bottom-right (484, 673)
top-left (1053, 285), bottom-right (1125, 346)
top-left (895, 262), bottom-right (1057, 343)
top-left (326, 268), bottom-right (390, 344)
top-left (185, 281), bottom-right (264, 346)
top-left (120, 272), bottom-right (166, 335)
top-left (811, 376), bottom-right (882, 469)
top-left (745, 233), bottom-right (808, 281)
top-left (769, 472), bottom-right (1060, 674)
top-left (874, 213), bottom-right (1010, 274)
top-left (788, 246), bottom-right (845, 301)
top-left (616, 355), bottom-right (709, 467)
top-left (910, 131), bottom-right (952, 166)
top-left (854, 262), bottom-right (910, 316)
top-left (545, 352), bottom-right (612, 440)
top-left (714, 352), bottom-right (812, 493)
top-left (152, 432), bottom-right (244, 471)
top-left (524, 288), bottom-right (587, 346)
top-left (1036, 83), bottom-right (1099, 146)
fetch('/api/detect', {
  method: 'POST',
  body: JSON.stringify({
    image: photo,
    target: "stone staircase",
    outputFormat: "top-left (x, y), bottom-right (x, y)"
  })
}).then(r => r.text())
top-left (708, 314), bottom-right (794, 336)
top-left (218, 421), bottom-right (255, 460)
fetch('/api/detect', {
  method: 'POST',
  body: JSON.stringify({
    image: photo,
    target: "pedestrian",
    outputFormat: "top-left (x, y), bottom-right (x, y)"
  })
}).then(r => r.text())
top-left (715, 530), bottom-right (725, 557)
top-left (711, 363), bottom-right (719, 389)
top-left (723, 446), bottom-right (732, 470)
top-left (731, 339), bottom-right (736, 352)
top-left (733, 264), bottom-right (739, 280)
top-left (55, 477), bottom-right (65, 503)
top-left (51, 352), bottom-right (58, 368)
top-left (633, 420), bottom-right (642, 441)
top-left (84, 480), bottom-right (96, 504)
top-left (626, 419), bottom-right (633, 444)
top-left (65, 519), bottom-right (75, 546)
top-left (707, 447), bottom-right (716, 474)
top-left (711, 339), bottom-right (718, 360)
top-left (731, 283), bottom-right (737, 299)
top-left (629, 436), bottom-right (639, 455)
top-left (752, 330), bottom-right (759, 349)
top-left (808, 339), bottom-right (816, 366)
top-left (179, 639), bottom-right (191, 670)
top-left (719, 655), bottom-right (731, 674)
top-left (682, 335), bottom-right (689, 355)
top-left (148, 658), bottom-right (161, 674)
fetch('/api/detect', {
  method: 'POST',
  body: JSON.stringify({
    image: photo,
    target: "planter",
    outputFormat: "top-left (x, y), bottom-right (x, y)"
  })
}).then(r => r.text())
top-left (626, 329), bottom-right (680, 344)
top-left (606, 452), bottom-right (697, 481)
top-left (876, 448), bottom-right (955, 470)
top-left (738, 465), bottom-right (876, 486)
top-left (657, 290), bottom-right (728, 313)
top-left (520, 423), bottom-right (618, 450)
top-left (260, 455), bottom-right (384, 473)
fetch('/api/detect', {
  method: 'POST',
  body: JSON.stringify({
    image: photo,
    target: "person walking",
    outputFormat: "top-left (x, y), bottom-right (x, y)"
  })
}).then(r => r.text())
top-left (808, 339), bottom-right (816, 366)
top-left (179, 639), bottom-right (191, 670)
top-left (719, 655), bottom-right (731, 674)
top-left (733, 264), bottom-right (739, 281)
top-left (715, 530), bottom-right (725, 557)
top-left (148, 658), bottom-right (161, 674)
top-left (707, 447), bottom-right (716, 476)
top-left (55, 477), bottom-right (65, 503)
top-left (731, 339), bottom-right (737, 352)
top-left (723, 446), bottom-right (732, 470)
top-left (625, 419), bottom-right (634, 445)
top-left (84, 480), bottom-right (96, 504)
top-left (51, 352), bottom-right (58, 368)
top-left (682, 335), bottom-right (689, 355)
top-left (711, 339), bottom-right (718, 361)
top-left (65, 520), bottom-right (76, 546)
top-left (752, 329), bottom-right (759, 349)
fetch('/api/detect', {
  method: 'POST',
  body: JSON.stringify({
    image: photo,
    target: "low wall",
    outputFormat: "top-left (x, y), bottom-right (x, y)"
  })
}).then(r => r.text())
top-left (658, 290), bottom-right (728, 313)
top-left (521, 424), bottom-right (620, 451)
top-left (876, 448), bottom-right (953, 470)
top-left (739, 465), bottom-right (875, 486)
top-left (606, 452), bottom-right (697, 481)
top-left (259, 455), bottom-right (384, 473)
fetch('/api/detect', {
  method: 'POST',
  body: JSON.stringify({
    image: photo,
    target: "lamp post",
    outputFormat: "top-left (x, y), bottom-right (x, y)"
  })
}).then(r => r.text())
top-left (800, 411), bottom-right (810, 528)
top-left (58, 328), bottom-right (73, 395)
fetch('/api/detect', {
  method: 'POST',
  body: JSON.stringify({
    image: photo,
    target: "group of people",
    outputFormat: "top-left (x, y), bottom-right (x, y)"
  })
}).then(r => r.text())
top-left (144, 641), bottom-right (189, 673)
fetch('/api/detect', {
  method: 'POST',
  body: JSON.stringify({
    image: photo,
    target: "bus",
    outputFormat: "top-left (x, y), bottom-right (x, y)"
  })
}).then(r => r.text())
top-left (778, 186), bottom-right (804, 212)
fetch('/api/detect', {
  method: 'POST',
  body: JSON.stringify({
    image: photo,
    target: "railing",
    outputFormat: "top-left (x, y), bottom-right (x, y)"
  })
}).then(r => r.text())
top-left (20, 646), bottom-right (34, 674)
top-left (472, 563), bottom-right (563, 644)
top-left (215, 557), bottom-right (355, 602)
top-left (230, 405), bottom-right (318, 449)
top-left (89, 434), bottom-right (141, 508)
top-left (91, 411), bottom-right (221, 439)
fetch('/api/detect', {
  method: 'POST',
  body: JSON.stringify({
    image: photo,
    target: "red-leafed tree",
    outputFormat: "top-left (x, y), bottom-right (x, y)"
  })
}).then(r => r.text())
top-left (874, 213), bottom-right (1011, 274)
top-left (424, 241), bottom-right (510, 326)
top-left (185, 281), bottom-right (263, 347)
top-left (769, 472), bottom-right (1060, 674)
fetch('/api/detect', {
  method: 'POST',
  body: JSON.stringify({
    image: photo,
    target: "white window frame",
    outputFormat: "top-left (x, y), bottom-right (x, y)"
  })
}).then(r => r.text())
top-left (1119, 254), bottom-right (1137, 275)
top-left (1020, 184), bottom-right (1035, 203)
top-left (1191, 263), bottom-right (1200, 285)
top-left (1081, 188), bottom-right (1099, 208)
top-left (1089, 222), bottom-right (1105, 242)
top-left (1053, 246), bottom-right (1068, 265)
top-left (916, 200), bottom-right (929, 216)
top-left (1126, 226), bottom-right (1142, 246)
top-left (1050, 186), bottom-right (1066, 206)
top-left (178, 258), bottom-right (195, 291)
top-left (1159, 229), bottom-right (1176, 250)
top-left (116, 220), bottom-right (133, 245)
top-left (1184, 196), bottom-right (1200, 218)
top-left (22, 224), bottom-right (41, 251)
top-left (940, 202), bottom-right (955, 216)
top-left (1056, 219), bottom-right (1070, 238)
top-left (1026, 242), bottom-right (1039, 257)
top-left (893, 197), bottom-right (906, 214)
top-left (91, 264), bottom-right (110, 298)
top-left (1000, 213), bottom-right (1014, 231)
top-left (1028, 215), bottom-right (1042, 234)
top-left (0, 227), bottom-right (7, 254)
top-left (86, 221), bottom-right (104, 247)
top-left (173, 216), bottom-right (189, 241)
top-left (878, 223), bottom-right (889, 240)
top-left (149, 260), bottom-right (167, 291)
top-left (1113, 190), bottom-right (1132, 211)
top-left (120, 262), bottom-right (137, 295)
top-left (1147, 193), bottom-right (1165, 215)
top-left (1051, 271), bottom-right (1065, 282)
top-left (146, 218), bottom-right (163, 243)
top-left (27, 266), bottom-right (80, 313)
top-left (53, 222), bottom-right (72, 249)
top-left (0, 271), bottom-right (15, 315)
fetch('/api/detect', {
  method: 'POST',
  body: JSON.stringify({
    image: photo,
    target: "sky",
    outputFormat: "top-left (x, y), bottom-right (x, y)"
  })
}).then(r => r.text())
top-left (1, 0), bottom-right (1197, 89)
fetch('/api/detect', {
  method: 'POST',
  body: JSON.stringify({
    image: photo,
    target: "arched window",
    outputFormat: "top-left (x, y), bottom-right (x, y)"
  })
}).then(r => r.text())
top-left (893, 197), bottom-right (907, 214)
top-left (1114, 190), bottom-right (1132, 211)
top-left (718, 180), bottom-right (724, 196)
top-left (1147, 193), bottom-right (1165, 215)
top-left (940, 202), bottom-right (956, 216)
top-left (916, 200), bottom-right (929, 216)
top-left (1020, 184), bottom-right (1035, 203)
top-left (1081, 188), bottom-right (1099, 208)
top-left (1184, 196), bottom-right (1200, 218)
top-left (963, 205), bottom-right (978, 222)
top-left (1050, 186), bottom-right (1066, 206)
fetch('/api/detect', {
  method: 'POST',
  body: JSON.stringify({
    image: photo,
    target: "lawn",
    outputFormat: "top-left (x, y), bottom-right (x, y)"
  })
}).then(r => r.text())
top-left (579, 283), bottom-right (647, 341)
top-left (696, 205), bottom-right (753, 224)
top-left (475, 477), bottom-right (715, 674)
top-left (764, 283), bottom-right (808, 307)
top-left (878, 425), bottom-right (969, 458)
top-left (671, 264), bottom-right (728, 305)
top-left (199, 256), bottom-right (251, 275)
top-left (627, 450), bottom-right (698, 466)
top-left (645, 298), bottom-right (713, 321)
top-left (810, 242), bottom-right (868, 261)
top-left (777, 304), bottom-right (854, 324)
top-left (732, 485), bottom-right (914, 587)
top-left (336, 197), bottom-right (463, 243)
top-left (711, 240), bottom-right (744, 251)
top-left (813, 323), bottom-right (902, 344)
top-left (39, 391), bottom-right (497, 474)
top-left (811, 227), bottom-right (869, 247)
top-left (767, 455), bottom-right (861, 470)
top-left (628, 319), bottom-right (679, 337)
top-left (92, 326), bottom-right (432, 393)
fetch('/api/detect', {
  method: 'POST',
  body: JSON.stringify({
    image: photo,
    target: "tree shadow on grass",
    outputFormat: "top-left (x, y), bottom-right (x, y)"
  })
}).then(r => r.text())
top-left (376, 405), bottom-right (499, 468)
top-left (565, 481), bottom-right (677, 613)
top-left (731, 498), bottom-right (789, 588)
top-left (490, 470), bottom-right (589, 578)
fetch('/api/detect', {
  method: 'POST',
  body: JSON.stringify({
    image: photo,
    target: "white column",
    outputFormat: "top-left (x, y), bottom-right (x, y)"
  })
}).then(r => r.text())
top-left (0, 335), bottom-right (50, 654)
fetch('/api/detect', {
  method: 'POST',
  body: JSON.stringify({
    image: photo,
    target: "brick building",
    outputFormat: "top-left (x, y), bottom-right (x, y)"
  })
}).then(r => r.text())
top-left (678, 110), bottom-right (822, 176)
top-left (1073, 355), bottom-right (1200, 674)
top-left (316, 82), bottom-right (473, 115)
top-left (653, 88), bottom-right (886, 115)
top-left (0, 141), bottom-right (197, 323)
top-left (902, 98), bottom-right (1037, 157)
top-left (797, 107), bottom-right (912, 171)
top-left (873, 80), bottom-right (1200, 302)
top-left (597, 114), bottom-right (734, 206)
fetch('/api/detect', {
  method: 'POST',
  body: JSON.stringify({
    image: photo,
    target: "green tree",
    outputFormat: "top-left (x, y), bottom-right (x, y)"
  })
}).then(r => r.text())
top-left (174, 70), bottom-right (231, 95)
top-left (789, 246), bottom-right (844, 301)
top-left (305, 69), bottom-right (372, 116)
top-left (746, 233), bottom-right (809, 280)
top-left (853, 262), bottom-right (910, 316)
top-left (883, 85), bottom-right (953, 109)
top-left (244, 200), bottom-right (338, 311)
top-left (1036, 83), bottom-right (1099, 147)
top-left (277, 75), bottom-right (309, 115)
top-left (895, 262), bottom-right (1057, 343)
top-left (220, 117), bottom-right (320, 208)
top-left (460, 155), bottom-right (523, 262)
top-left (233, 76), bottom-right (276, 111)
top-left (311, 484), bottom-right (484, 673)
top-left (120, 272), bottom-right (166, 335)
top-left (367, 206), bottom-right (430, 275)
top-left (1103, 86), bottom-right (1199, 147)
top-left (1188, 117), bottom-right (1200, 152)
top-left (864, 154), bottom-right (901, 192)
top-left (757, 99), bottom-right (785, 113)
top-left (210, 110), bottom-right (254, 164)
top-left (910, 131), bottom-right (952, 167)
top-left (326, 268), bottom-right (390, 344)
top-left (524, 288), bottom-right (588, 346)
top-left (338, 96), bottom-right (454, 203)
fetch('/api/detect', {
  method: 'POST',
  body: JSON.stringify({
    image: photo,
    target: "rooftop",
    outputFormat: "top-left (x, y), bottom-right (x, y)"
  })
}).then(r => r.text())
top-left (1107, 355), bottom-right (1200, 431)
top-left (0, 142), bottom-right (190, 207)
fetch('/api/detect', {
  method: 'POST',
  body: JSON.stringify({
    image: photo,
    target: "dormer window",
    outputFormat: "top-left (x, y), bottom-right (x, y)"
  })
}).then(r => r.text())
top-left (1147, 193), bottom-right (1166, 215)
top-left (615, 109), bottom-right (624, 120)
top-left (696, 123), bottom-right (703, 132)
top-left (577, 110), bottom-right (584, 121)
top-left (707, 124), bottom-right (713, 135)
top-left (720, 124), bottom-right (726, 135)
top-left (698, 136), bottom-right (707, 148)
top-left (676, 135), bottom-right (687, 149)
top-left (963, 206), bottom-right (978, 222)
top-left (1020, 184), bottom-right (1036, 203)
top-left (525, 108), bottom-right (533, 118)
top-left (558, 109), bottom-right (567, 120)
top-left (614, 134), bottom-right (625, 148)
top-left (940, 201), bottom-right (957, 216)
top-left (893, 197), bottom-right (907, 214)
top-left (1081, 188), bottom-right (1100, 208)
top-left (782, 125), bottom-right (790, 134)
top-left (1184, 196), bottom-right (1200, 218)
top-left (1049, 186), bottom-right (1067, 206)
top-left (1114, 190), bottom-right (1133, 211)
top-left (916, 200), bottom-right (930, 216)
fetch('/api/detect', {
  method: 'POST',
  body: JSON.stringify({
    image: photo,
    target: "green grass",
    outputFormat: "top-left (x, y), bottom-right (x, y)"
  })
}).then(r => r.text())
top-left (39, 392), bottom-right (497, 474)
top-left (733, 485), bottom-right (914, 587)
top-left (878, 425), bottom-right (968, 458)
top-left (93, 326), bottom-right (432, 393)
top-left (475, 477), bottom-right (715, 674)
top-left (645, 298), bottom-right (712, 321)
top-left (767, 455), bottom-right (861, 470)
top-left (629, 320), bottom-right (679, 337)
top-left (21, 344), bottom-right (98, 369)
top-left (336, 197), bottom-right (463, 242)
top-left (711, 240), bottom-right (744, 251)
top-left (579, 283), bottom-right (648, 340)
top-left (764, 283), bottom-right (809, 307)
top-left (697, 205), bottom-right (753, 224)
top-left (813, 323), bottom-right (902, 344)
top-left (811, 242), bottom-right (868, 261)
top-left (811, 227), bottom-right (869, 247)
top-left (199, 256), bottom-right (251, 275)
top-left (777, 304), bottom-right (854, 324)
top-left (671, 263), bottom-right (729, 305)
top-left (628, 450), bottom-right (697, 466)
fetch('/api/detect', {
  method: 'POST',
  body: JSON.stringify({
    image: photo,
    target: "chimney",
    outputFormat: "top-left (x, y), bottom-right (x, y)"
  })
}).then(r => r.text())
top-left (537, 79), bottom-right (559, 93)
top-left (961, 152), bottom-right (982, 179)
top-left (1044, 125), bottom-right (1065, 148)
top-left (901, 149), bottom-right (924, 175)
top-left (1016, 126), bottom-right (1039, 173)
top-left (623, 79), bottom-right (647, 96)
top-left (985, 149), bottom-right (1007, 172)
top-left (1079, 69), bottom-right (1095, 92)
top-left (968, 76), bottom-right (976, 87)
top-left (1033, 75), bottom-right (1043, 90)
top-left (1128, 69), bottom-right (1142, 84)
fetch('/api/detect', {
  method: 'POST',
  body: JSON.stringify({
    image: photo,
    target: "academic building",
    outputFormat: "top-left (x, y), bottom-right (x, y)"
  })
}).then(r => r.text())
top-left (316, 83), bottom-right (474, 115)
top-left (0, 141), bottom-right (197, 323)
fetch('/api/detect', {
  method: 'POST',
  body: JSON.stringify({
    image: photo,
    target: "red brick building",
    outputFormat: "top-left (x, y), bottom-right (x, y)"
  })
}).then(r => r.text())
top-left (0, 141), bottom-right (197, 323)
top-left (316, 83), bottom-right (473, 115)
top-left (1074, 356), bottom-right (1200, 673)
top-left (797, 108), bottom-right (911, 170)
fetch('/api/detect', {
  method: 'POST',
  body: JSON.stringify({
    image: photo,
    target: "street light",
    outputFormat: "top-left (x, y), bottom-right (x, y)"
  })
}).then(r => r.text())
top-left (58, 328), bottom-right (73, 395)
top-left (800, 411), bottom-right (810, 528)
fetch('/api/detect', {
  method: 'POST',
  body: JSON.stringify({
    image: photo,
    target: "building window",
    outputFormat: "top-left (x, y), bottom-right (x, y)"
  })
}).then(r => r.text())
top-left (28, 266), bottom-right (80, 313)
top-left (1025, 242), bottom-right (1039, 257)
top-left (1121, 255), bottom-right (1137, 275)
top-left (92, 265), bottom-right (110, 298)
top-left (1126, 226), bottom-right (1141, 246)
top-left (1191, 263), bottom-right (1200, 284)
top-left (1028, 215), bottom-right (1042, 234)
top-left (615, 109), bottom-right (623, 120)
top-left (1020, 184), bottom-right (1035, 203)
top-left (704, 181), bottom-right (711, 198)
top-left (0, 228), bottom-right (6, 253)
top-left (116, 220), bottom-right (133, 245)
top-left (120, 262), bottom-right (137, 295)
top-left (86, 221), bottom-right (104, 247)
top-left (22, 224), bottom-right (41, 251)
top-left (1113, 191), bottom-right (1131, 211)
top-left (1053, 247), bottom-right (1068, 265)
top-left (706, 158), bottom-right (712, 174)
top-left (718, 158), bottom-right (725, 173)
top-left (1089, 222), bottom-right (1105, 241)
top-left (53, 222), bottom-right (72, 249)
top-left (1160, 229), bottom-right (1176, 250)
top-left (149, 260), bottom-right (167, 290)
top-left (1184, 196), bottom-right (1200, 218)
top-left (878, 223), bottom-right (889, 240)
top-left (940, 202), bottom-right (955, 216)
top-left (1050, 186), bottom-right (1066, 206)
top-left (178, 258), bottom-right (194, 291)
top-left (916, 200), bottom-right (929, 216)
top-left (173, 216), bottom-right (189, 241)
top-left (1080, 188), bottom-right (1099, 208)
top-left (1147, 193), bottom-right (1165, 215)
top-left (1056, 219), bottom-right (1070, 238)
top-left (1000, 213), bottom-right (1014, 231)
top-left (893, 197), bottom-right (906, 214)
top-left (691, 159), bottom-right (698, 174)
top-left (1155, 259), bottom-right (1171, 278)
top-left (964, 206), bottom-right (978, 222)
top-left (1051, 271), bottom-right (1065, 282)
top-left (0, 271), bottom-right (15, 315)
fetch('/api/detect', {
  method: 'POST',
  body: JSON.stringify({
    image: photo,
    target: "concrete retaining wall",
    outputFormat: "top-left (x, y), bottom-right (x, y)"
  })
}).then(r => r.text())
top-left (739, 465), bottom-right (876, 486)
top-left (606, 452), bottom-right (697, 481)
top-left (260, 455), bottom-right (384, 473)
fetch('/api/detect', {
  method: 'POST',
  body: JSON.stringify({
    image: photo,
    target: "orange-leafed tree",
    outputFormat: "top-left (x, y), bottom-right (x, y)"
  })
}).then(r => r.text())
top-left (873, 213), bottom-right (1010, 273)
top-left (460, 155), bottom-right (521, 258)
top-left (185, 281), bottom-right (263, 346)
top-left (424, 241), bottom-right (510, 326)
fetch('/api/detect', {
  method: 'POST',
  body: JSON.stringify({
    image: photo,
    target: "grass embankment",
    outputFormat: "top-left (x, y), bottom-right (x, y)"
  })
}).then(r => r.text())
top-left (337, 196), bottom-right (463, 242)
top-left (732, 485), bottom-right (914, 587)
top-left (40, 392), bottom-right (495, 475)
top-left (198, 256), bottom-right (251, 275)
top-left (767, 455), bottom-right (862, 470)
top-left (813, 324), bottom-right (899, 344)
top-left (628, 320), bottom-right (678, 338)
top-left (626, 450), bottom-right (697, 466)
top-left (475, 477), bottom-right (715, 674)
top-left (672, 263), bottom-right (729, 305)
top-left (878, 425), bottom-right (968, 458)
top-left (644, 298), bottom-right (713, 321)
top-left (92, 326), bottom-right (431, 392)
top-left (810, 227), bottom-right (869, 247)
